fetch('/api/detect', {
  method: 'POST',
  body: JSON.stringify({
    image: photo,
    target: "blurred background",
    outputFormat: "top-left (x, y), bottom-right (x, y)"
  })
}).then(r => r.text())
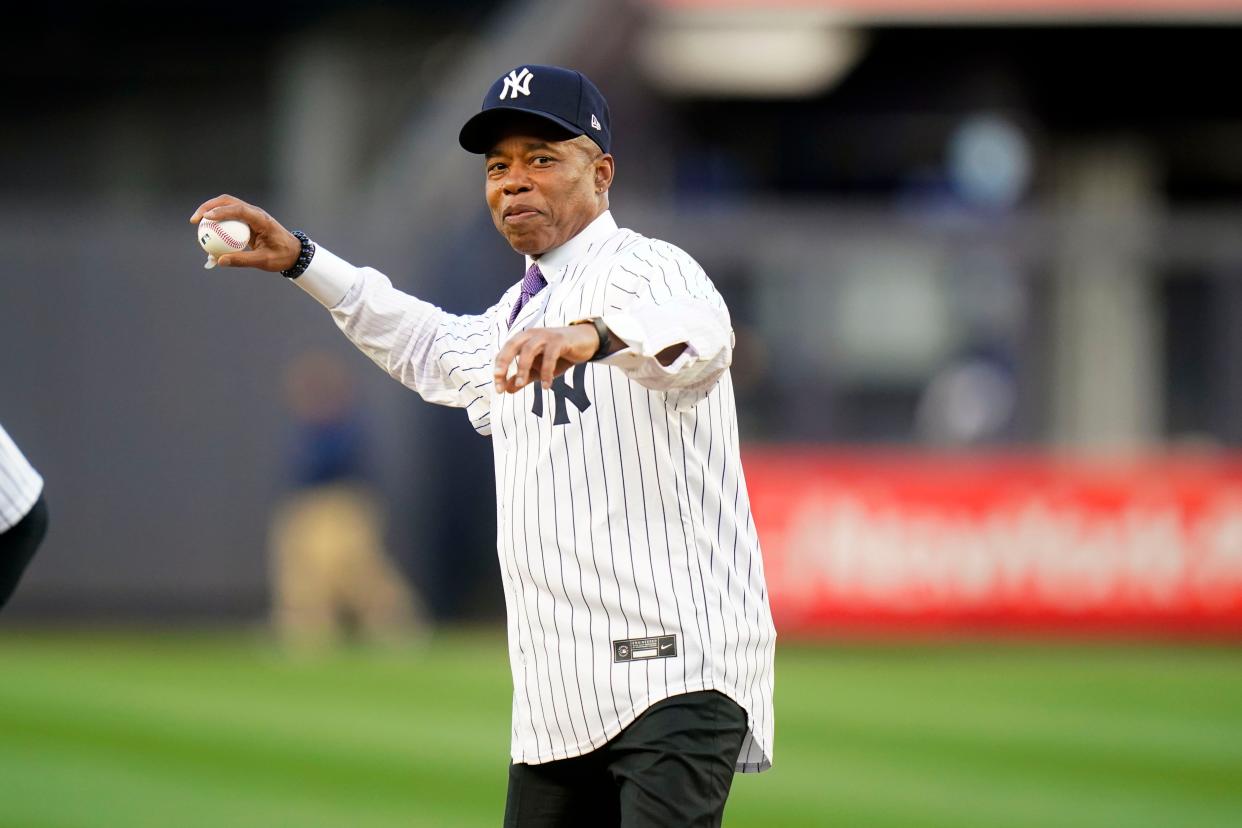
top-left (2, 1), bottom-right (1241, 826)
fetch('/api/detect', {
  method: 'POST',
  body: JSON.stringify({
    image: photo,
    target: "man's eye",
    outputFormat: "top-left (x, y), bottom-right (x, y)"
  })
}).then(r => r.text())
top-left (533, 156), bottom-right (553, 165)
top-left (488, 163), bottom-right (506, 174)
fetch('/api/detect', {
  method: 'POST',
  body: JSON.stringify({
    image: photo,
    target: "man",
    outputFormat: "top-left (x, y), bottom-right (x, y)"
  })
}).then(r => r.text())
top-left (0, 422), bottom-right (48, 609)
top-left (191, 64), bottom-right (774, 826)
top-left (269, 351), bottom-right (423, 649)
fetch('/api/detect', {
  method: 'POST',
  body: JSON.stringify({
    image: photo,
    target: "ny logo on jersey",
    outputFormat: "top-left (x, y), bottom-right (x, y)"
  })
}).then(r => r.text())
top-left (499, 67), bottom-right (534, 100)
top-left (531, 362), bottom-right (591, 425)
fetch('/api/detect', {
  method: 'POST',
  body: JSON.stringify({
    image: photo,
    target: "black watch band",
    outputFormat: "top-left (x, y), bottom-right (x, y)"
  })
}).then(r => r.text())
top-left (281, 230), bottom-right (316, 279)
top-left (586, 317), bottom-right (611, 361)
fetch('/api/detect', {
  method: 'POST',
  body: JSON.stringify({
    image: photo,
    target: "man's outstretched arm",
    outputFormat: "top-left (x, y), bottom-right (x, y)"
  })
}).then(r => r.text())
top-left (189, 195), bottom-right (502, 425)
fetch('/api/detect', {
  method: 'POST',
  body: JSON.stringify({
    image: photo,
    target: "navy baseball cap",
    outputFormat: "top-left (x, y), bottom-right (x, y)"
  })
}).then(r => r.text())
top-left (459, 65), bottom-right (611, 155)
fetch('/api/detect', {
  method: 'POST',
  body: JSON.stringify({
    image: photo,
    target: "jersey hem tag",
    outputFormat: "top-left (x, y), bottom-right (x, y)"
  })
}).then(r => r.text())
top-left (613, 635), bottom-right (677, 662)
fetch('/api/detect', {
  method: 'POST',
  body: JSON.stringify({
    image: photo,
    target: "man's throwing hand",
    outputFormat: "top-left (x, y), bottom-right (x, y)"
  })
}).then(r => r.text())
top-left (494, 325), bottom-right (601, 394)
top-left (189, 195), bottom-right (301, 272)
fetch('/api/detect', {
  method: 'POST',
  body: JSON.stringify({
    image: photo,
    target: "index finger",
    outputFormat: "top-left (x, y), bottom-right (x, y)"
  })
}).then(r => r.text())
top-left (494, 331), bottom-right (530, 383)
top-left (189, 194), bottom-right (243, 223)
top-left (201, 202), bottom-right (273, 231)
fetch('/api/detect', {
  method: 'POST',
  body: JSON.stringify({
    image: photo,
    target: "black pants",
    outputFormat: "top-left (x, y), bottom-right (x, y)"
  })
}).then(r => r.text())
top-left (0, 494), bottom-right (48, 609)
top-left (504, 690), bottom-right (748, 828)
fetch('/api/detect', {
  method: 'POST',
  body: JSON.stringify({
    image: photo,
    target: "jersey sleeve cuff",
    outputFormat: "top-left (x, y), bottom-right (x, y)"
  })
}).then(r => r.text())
top-left (293, 245), bottom-right (363, 309)
top-left (598, 307), bottom-right (699, 375)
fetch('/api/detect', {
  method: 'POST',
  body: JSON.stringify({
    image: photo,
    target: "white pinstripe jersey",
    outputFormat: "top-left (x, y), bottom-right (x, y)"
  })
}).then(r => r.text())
top-left (0, 423), bottom-right (43, 532)
top-left (298, 210), bottom-right (775, 772)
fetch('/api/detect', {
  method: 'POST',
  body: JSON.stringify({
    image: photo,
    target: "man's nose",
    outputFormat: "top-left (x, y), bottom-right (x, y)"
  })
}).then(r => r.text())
top-left (501, 166), bottom-right (533, 194)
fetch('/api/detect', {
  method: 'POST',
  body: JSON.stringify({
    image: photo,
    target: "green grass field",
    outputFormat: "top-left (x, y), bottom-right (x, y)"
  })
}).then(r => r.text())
top-left (0, 630), bottom-right (1239, 828)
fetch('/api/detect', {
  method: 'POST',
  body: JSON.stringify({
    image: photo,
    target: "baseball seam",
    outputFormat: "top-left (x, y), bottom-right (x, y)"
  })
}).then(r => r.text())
top-left (206, 220), bottom-right (246, 250)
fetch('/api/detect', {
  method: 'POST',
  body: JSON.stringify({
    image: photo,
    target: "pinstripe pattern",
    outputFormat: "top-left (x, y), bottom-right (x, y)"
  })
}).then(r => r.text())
top-left (0, 424), bottom-right (43, 532)
top-left (317, 211), bottom-right (774, 772)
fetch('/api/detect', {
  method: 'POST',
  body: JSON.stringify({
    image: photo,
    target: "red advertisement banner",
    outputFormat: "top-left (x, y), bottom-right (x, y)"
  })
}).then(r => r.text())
top-left (744, 449), bottom-right (1242, 636)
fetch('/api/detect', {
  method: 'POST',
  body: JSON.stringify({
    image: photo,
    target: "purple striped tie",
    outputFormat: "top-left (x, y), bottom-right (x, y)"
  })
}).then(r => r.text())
top-left (507, 263), bottom-right (547, 327)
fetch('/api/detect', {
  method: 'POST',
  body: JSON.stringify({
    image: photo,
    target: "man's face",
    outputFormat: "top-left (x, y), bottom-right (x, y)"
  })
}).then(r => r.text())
top-left (485, 130), bottom-right (613, 257)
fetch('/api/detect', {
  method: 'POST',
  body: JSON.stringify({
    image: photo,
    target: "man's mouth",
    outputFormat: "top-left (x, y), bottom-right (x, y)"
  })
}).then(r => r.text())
top-left (503, 206), bottom-right (540, 224)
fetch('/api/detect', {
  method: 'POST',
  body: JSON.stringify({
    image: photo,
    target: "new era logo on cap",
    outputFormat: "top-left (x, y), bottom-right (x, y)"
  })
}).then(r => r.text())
top-left (459, 64), bottom-right (612, 155)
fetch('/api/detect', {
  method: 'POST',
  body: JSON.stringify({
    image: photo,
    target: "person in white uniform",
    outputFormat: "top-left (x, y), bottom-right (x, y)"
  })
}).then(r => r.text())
top-left (190, 64), bottom-right (775, 827)
top-left (0, 423), bottom-right (47, 609)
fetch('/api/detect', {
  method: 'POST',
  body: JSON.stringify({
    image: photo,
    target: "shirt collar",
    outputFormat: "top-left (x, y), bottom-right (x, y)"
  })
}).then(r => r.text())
top-left (524, 210), bottom-right (618, 282)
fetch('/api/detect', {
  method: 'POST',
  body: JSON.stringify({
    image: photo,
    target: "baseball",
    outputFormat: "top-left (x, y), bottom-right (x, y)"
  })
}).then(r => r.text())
top-left (196, 218), bottom-right (251, 268)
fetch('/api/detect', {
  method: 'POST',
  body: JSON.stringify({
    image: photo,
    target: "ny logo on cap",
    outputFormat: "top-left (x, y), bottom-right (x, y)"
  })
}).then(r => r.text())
top-left (499, 67), bottom-right (534, 100)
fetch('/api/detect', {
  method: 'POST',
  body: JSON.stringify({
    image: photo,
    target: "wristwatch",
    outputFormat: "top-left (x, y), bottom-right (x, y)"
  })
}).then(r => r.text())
top-left (571, 317), bottom-right (612, 361)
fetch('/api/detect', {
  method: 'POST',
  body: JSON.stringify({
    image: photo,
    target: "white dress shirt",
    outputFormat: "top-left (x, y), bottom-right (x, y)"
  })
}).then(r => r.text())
top-left (0, 424), bottom-right (43, 532)
top-left (296, 210), bottom-right (775, 772)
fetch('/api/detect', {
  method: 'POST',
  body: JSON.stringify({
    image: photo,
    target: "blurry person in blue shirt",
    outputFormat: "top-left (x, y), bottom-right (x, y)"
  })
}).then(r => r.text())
top-left (268, 351), bottom-right (423, 649)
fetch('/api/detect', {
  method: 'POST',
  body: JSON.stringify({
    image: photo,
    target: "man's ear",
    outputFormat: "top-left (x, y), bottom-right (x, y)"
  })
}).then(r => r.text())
top-left (594, 154), bottom-right (615, 194)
